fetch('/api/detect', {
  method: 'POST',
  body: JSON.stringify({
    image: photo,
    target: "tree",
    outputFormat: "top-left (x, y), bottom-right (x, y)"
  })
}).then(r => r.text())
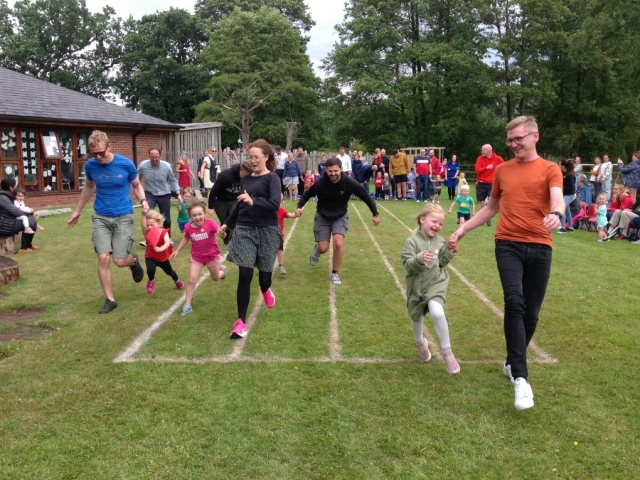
top-left (194, 0), bottom-right (314, 32)
top-left (0, 0), bottom-right (122, 98)
top-left (115, 8), bottom-right (211, 124)
top-left (195, 7), bottom-right (320, 147)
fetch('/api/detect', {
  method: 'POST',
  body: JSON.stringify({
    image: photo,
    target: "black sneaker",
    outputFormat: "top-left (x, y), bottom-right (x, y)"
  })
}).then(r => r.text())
top-left (99, 298), bottom-right (118, 314)
top-left (130, 252), bottom-right (144, 283)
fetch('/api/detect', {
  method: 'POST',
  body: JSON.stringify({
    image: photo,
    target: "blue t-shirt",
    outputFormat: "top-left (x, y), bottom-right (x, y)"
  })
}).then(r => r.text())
top-left (85, 154), bottom-right (138, 217)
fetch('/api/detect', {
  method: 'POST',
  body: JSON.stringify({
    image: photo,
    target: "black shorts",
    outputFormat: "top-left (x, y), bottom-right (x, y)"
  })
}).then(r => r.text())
top-left (476, 183), bottom-right (493, 202)
top-left (394, 174), bottom-right (408, 183)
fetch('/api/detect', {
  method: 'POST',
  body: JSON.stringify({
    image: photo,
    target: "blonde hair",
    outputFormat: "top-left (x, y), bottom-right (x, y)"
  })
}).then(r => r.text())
top-left (612, 183), bottom-right (628, 197)
top-left (596, 193), bottom-right (608, 204)
top-left (88, 130), bottom-right (109, 148)
top-left (181, 187), bottom-right (194, 196)
top-left (415, 203), bottom-right (445, 226)
top-left (506, 115), bottom-right (538, 133)
top-left (461, 185), bottom-right (470, 191)
top-left (145, 210), bottom-right (165, 224)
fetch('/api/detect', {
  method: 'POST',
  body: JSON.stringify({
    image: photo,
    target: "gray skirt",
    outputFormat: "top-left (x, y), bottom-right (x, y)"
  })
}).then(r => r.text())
top-left (227, 225), bottom-right (280, 272)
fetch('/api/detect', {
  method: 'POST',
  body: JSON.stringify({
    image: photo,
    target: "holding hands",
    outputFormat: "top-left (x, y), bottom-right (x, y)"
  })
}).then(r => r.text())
top-left (237, 190), bottom-right (253, 206)
top-left (217, 225), bottom-right (227, 239)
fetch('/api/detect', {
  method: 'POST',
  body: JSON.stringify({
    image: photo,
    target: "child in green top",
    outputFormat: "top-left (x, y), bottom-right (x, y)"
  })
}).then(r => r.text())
top-left (177, 187), bottom-right (193, 232)
top-left (448, 184), bottom-right (475, 225)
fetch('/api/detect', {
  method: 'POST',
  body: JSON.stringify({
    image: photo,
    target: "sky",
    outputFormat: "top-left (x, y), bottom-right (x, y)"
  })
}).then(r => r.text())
top-left (6, 0), bottom-right (346, 77)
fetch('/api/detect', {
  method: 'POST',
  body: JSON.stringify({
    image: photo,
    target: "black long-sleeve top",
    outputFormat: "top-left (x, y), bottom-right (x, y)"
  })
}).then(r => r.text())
top-left (224, 172), bottom-right (280, 228)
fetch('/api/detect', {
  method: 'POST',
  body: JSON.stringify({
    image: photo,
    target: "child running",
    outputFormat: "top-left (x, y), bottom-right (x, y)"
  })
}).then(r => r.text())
top-left (277, 195), bottom-right (296, 275)
top-left (595, 193), bottom-right (608, 242)
top-left (171, 200), bottom-right (227, 316)
top-left (402, 203), bottom-right (460, 374)
top-left (141, 210), bottom-right (183, 294)
top-left (448, 185), bottom-right (475, 225)
top-left (176, 187), bottom-right (193, 233)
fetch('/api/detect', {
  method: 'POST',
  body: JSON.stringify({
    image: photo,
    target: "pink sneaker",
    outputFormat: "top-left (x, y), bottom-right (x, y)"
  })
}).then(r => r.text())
top-left (262, 288), bottom-right (275, 308)
top-left (230, 319), bottom-right (247, 339)
top-left (442, 347), bottom-right (460, 374)
top-left (145, 280), bottom-right (155, 294)
top-left (416, 338), bottom-right (432, 362)
top-left (175, 279), bottom-right (184, 290)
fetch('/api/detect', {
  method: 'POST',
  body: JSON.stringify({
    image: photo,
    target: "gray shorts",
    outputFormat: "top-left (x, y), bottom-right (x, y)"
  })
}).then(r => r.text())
top-left (283, 176), bottom-right (299, 186)
top-left (313, 212), bottom-right (349, 242)
top-left (91, 213), bottom-right (134, 259)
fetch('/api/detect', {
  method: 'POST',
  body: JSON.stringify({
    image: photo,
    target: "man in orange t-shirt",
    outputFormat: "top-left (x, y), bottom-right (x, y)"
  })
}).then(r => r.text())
top-left (475, 144), bottom-right (504, 226)
top-left (450, 116), bottom-right (564, 412)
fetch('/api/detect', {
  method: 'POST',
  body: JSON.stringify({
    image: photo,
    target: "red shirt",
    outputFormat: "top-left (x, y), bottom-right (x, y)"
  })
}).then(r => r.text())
top-left (374, 177), bottom-right (383, 188)
top-left (303, 174), bottom-right (315, 190)
top-left (430, 156), bottom-right (441, 175)
top-left (277, 207), bottom-right (290, 236)
top-left (475, 152), bottom-right (505, 183)
top-left (608, 193), bottom-right (633, 212)
top-left (145, 227), bottom-right (172, 262)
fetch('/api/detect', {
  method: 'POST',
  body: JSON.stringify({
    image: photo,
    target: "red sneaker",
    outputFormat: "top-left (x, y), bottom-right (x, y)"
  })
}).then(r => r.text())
top-left (145, 280), bottom-right (155, 294)
top-left (175, 279), bottom-right (184, 290)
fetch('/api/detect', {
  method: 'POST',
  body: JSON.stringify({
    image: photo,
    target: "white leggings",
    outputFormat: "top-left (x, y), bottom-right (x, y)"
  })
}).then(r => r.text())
top-left (411, 299), bottom-right (452, 349)
top-left (17, 215), bottom-right (29, 230)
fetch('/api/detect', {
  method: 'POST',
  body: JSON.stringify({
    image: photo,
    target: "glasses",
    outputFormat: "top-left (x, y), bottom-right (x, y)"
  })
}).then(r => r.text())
top-left (248, 155), bottom-right (265, 161)
top-left (90, 148), bottom-right (108, 157)
top-left (505, 132), bottom-right (536, 146)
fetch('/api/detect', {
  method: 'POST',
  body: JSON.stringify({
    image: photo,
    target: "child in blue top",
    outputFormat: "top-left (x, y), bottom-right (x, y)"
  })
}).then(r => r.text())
top-left (595, 193), bottom-right (608, 242)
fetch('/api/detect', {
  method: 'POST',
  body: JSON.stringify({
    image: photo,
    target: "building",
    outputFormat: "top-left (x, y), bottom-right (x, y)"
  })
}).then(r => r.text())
top-left (0, 66), bottom-right (183, 208)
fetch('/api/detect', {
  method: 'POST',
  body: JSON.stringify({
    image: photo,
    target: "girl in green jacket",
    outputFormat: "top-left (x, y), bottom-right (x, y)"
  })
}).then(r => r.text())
top-left (402, 203), bottom-right (460, 374)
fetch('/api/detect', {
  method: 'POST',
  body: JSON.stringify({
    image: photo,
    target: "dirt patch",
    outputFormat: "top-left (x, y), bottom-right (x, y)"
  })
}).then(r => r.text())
top-left (0, 324), bottom-right (52, 342)
top-left (0, 307), bottom-right (44, 325)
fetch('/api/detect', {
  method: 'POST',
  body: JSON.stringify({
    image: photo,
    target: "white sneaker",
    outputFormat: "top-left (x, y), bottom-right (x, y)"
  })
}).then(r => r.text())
top-left (330, 273), bottom-right (341, 285)
top-left (139, 240), bottom-right (147, 247)
top-left (279, 265), bottom-right (287, 275)
top-left (514, 377), bottom-right (534, 411)
top-left (503, 363), bottom-right (515, 383)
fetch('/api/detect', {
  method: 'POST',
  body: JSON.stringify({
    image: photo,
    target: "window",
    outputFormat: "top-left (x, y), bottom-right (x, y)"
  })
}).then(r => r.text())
top-left (76, 132), bottom-right (89, 159)
top-left (1, 163), bottom-right (19, 181)
top-left (78, 161), bottom-right (87, 190)
top-left (1, 128), bottom-right (18, 159)
top-left (21, 129), bottom-right (39, 192)
top-left (41, 130), bottom-right (62, 159)
top-left (42, 161), bottom-right (59, 192)
top-left (60, 130), bottom-right (74, 190)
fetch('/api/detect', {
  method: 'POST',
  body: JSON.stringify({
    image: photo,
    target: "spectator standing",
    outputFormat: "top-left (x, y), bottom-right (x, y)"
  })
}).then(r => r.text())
top-left (274, 145), bottom-right (287, 193)
top-left (390, 149), bottom-right (411, 200)
top-left (200, 147), bottom-right (218, 192)
top-left (617, 151), bottom-right (640, 202)
top-left (598, 154), bottom-right (613, 199)
top-left (558, 158), bottom-right (576, 233)
top-left (445, 155), bottom-right (461, 200)
top-left (176, 154), bottom-right (194, 189)
top-left (336, 147), bottom-right (352, 177)
top-left (67, 130), bottom-right (148, 314)
top-left (589, 157), bottom-right (602, 198)
top-left (474, 144), bottom-right (505, 226)
top-left (318, 153), bottom-right (328, 176)
top-left (414, 148), bottom-right (432, 202)
top-left (450, 116), bottom-right (564, 411)
top-left (296, 147), bottom-right (310, 196)
top-left (137, 148), bottom-right (183, 239)
top-left (196, 150), bottom-right (207, 192)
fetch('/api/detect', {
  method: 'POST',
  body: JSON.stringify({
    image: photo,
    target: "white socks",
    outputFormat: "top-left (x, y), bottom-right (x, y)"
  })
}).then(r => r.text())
top-left (411, 300), bottom-right (452, 349)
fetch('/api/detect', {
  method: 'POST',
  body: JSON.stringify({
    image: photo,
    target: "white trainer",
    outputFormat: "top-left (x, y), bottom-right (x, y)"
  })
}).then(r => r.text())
top-left (330, 273), bottom-right (341, 285)
top-left (503, 363), bottom-right (515, 383)
top-left (514, 377), bottom-right (534, 411)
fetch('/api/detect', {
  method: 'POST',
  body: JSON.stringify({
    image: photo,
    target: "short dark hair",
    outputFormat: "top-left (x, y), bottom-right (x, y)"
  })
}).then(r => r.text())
top-left (148, 147), bottom-right (161, 155)
top-left (392, 149), bottom-right (399, 155)
top-left (275, 145), bottom-right (282, 151)
top-left (325, 157), bottom-right (342, 169)
top-left (1, 177), bottom-right (17, 191)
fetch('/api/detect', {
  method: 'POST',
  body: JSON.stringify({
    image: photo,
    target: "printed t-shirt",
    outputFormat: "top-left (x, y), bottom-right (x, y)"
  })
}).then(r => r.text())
top-left (454, 195), bottom-right (474, 214)
top-left (184, 218), bottom-right (221, 263)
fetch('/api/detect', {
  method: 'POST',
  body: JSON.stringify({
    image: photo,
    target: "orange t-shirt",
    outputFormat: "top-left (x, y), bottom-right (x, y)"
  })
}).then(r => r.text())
top-left (491, 157), bottom-right (563, 248)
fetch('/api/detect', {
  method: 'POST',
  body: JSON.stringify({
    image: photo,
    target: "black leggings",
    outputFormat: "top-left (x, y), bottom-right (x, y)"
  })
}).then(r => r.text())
top-left (448, 186), bottom-right (456, 199)
top-left (237, 267), bottom-right (272, 321)
top-left (145, 257), bottom-right (179, 282)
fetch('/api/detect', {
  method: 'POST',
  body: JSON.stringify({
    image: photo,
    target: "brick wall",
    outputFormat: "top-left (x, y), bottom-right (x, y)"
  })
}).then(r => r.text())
top-left (26, 129), bottom-right (171, 209)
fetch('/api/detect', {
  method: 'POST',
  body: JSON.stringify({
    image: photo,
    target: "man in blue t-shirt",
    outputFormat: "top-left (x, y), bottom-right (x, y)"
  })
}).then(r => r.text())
top-left (68, 130), bottom-right (149, 314)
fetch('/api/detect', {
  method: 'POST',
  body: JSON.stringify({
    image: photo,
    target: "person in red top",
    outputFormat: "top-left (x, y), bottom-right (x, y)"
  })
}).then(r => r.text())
top-left (141, 209), bottom-right (183, 295)
top-left (277, 195), bottom-right (296, 275)
top-left (450, 116), bottom-right (564, 412)
top-left (605, 183), bottom-right (634, 227)
top-left (303, 170), bottom-right (315, 191)
top-left (475, 144), bottom-right (505, 226)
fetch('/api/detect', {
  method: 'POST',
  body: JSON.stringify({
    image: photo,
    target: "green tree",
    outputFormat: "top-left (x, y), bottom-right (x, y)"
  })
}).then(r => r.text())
top-left (0, 0), bottom-right (122, 98)
top-left (115, 8), bottom-right (210, 124)
top-left (195, 0), bottom-right (314, 32)
top-left (195, 7), bottom-right (320, 147)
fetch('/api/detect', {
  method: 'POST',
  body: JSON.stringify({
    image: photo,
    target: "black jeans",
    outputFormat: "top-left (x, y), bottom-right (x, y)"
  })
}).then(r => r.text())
top-left (146, 192), bottom-right (172, 231)
top-left (495, 240), bottom-right (552, 380)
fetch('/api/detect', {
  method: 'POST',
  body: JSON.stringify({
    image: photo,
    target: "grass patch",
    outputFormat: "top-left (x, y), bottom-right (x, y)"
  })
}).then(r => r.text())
top-left (1, 200), bottom-right (639, 479)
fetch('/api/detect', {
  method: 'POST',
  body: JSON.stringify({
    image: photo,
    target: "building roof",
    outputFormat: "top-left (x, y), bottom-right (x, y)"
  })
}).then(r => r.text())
top-left (0, 67), bottom-right (181, 130)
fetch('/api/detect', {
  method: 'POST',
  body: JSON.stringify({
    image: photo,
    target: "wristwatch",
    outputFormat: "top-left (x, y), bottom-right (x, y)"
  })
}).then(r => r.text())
top-left (140, 198), bottom-right (147, 204)
top-left (550, 211), bottom-right (563, 220)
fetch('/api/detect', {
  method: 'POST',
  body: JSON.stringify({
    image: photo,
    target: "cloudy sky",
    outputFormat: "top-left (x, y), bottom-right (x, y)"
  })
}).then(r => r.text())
top-left (7, 0), bottom-right (346, 77)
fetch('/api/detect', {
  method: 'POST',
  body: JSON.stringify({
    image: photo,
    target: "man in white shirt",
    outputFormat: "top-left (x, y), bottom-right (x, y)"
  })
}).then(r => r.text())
top-left (336, 146), bottom-right (352, 176)
top-left (275, 145), bottom-right (288, 193)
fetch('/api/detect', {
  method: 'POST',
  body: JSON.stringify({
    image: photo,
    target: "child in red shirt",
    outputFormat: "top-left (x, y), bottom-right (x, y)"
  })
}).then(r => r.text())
top-left (303, 170), bottom-right (315, 191)
top-left (141, 210), bottom-right (183, 295)
top-left (374, 171), bottom-right (384, 199)
top-left (277, 195), bottom-right (296, 274)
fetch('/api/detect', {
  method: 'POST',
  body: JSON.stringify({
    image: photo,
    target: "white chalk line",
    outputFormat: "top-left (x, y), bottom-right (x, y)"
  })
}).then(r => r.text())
top-left (119, 354), bottom-right (553, 365)
top-left (328, 245), bottom-right (343, 359)
top-left (377, 204), bottom-right (557, 364)
top-left (351, 203), bottom-right (441, 360)
top-left (229, 217), bottom-right (301, 359)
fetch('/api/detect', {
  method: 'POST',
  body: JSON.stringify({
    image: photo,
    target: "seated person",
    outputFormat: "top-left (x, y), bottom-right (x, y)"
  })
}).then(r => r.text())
top-left (606, 194), bottom-right (640, 240)
top-left (576, 174), bottom-right (593, 208)
top-left (606, 184), bottom-right (633, 222)
top-left (0, 178), bottom-right (39, 253)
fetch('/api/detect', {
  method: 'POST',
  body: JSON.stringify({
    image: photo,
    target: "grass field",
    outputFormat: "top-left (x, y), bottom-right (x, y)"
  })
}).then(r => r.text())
top-left (1, 195), bottom-right (639, 479)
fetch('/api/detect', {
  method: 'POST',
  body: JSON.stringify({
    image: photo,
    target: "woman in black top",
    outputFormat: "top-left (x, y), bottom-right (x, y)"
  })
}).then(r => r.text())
top-left (559, 158), bottom-right (576, 232)
top-left (219, 139), bottom-right (281, 339)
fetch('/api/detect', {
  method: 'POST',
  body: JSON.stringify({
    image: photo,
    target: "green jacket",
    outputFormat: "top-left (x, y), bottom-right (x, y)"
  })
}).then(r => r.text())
top-left (402, 230), bottom-right (456, 320)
